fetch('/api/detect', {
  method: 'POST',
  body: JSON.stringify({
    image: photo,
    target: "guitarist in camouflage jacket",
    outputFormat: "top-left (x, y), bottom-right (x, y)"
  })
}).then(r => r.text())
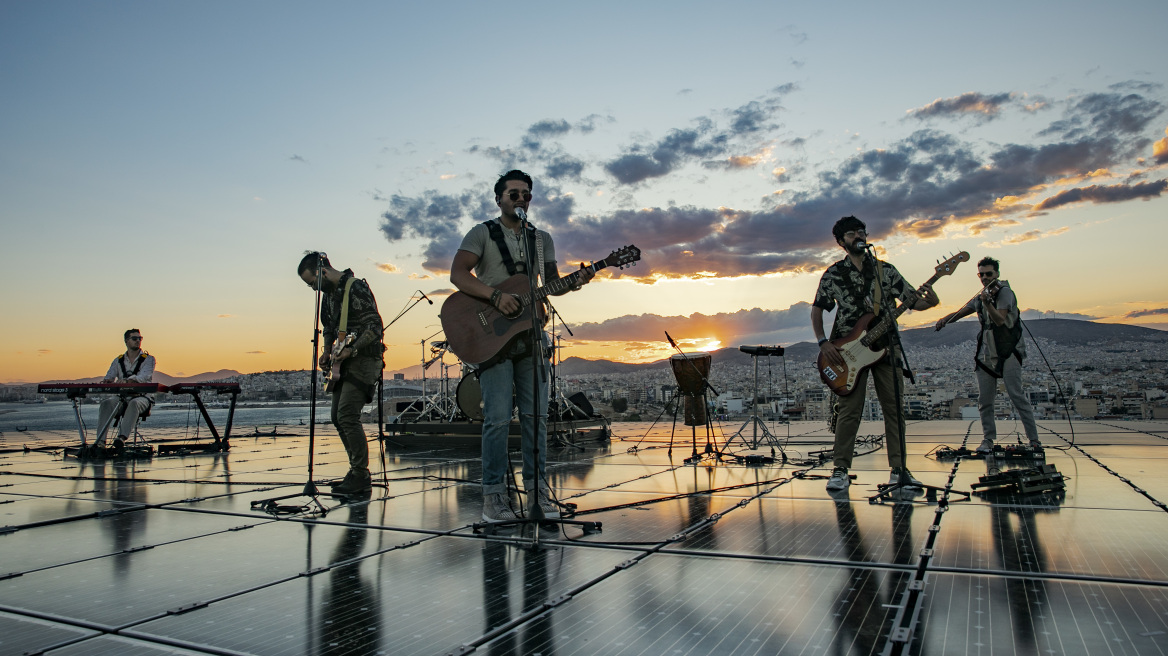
top-left (298, 252), bottom-right (385, 496)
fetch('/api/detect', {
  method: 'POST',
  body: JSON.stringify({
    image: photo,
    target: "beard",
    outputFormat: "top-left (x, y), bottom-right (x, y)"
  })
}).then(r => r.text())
top-left (320, 278), bottom-right (338, 294)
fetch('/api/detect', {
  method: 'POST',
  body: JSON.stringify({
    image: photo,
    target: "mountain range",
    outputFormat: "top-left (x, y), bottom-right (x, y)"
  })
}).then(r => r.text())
top-left (16, 319), bottom-right (1165, 384)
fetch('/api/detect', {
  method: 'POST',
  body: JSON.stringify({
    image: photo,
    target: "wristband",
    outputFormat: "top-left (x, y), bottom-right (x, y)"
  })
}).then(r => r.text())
top-left (489, 289), bottom-right (502, 306)
top-left (817, 337), bottom-right (828, 346)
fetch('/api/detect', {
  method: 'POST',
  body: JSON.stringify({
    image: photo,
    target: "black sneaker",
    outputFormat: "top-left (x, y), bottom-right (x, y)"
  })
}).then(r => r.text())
top-left (332, 469), bottom-right (371, 496)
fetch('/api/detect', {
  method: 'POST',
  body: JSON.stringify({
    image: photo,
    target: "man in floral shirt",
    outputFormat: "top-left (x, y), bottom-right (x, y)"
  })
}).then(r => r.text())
top-left (811, 216), bottom-right (939, 492)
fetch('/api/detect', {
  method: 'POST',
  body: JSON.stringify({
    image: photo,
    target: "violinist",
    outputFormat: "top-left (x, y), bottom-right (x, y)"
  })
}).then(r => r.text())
top-left (935, 257), bottom-right (1040, 452)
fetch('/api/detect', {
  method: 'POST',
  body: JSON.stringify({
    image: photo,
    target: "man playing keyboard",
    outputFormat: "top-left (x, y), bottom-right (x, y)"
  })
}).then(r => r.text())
top-left (95, 328), bottom-right (156, 452)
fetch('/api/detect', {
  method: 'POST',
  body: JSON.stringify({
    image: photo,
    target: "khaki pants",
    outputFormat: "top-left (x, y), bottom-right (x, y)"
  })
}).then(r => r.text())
top-left (832, 357), bottom-right (906, 470)
top-left (329, 355), bottom-right (381, 472)
top-left (96, 396), bottom-right (152, 442)
top-left (976, 356), bottom-right (1039, 443)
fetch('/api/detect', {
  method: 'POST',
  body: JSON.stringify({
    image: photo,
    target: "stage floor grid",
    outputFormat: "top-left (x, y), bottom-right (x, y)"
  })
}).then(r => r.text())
top-left (3, 418), bottom-right (1168, 655)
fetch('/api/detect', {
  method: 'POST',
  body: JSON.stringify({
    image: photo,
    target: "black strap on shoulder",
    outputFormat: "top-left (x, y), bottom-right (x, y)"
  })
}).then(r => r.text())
top-left (483, 220), bottom-right (522, 276)
top-left (119, 354), bottom-right (146, 378)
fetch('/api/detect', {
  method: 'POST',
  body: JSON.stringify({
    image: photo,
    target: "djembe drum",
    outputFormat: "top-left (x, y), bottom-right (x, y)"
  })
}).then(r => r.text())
top-left (670, 353), bottom-right (711, 426)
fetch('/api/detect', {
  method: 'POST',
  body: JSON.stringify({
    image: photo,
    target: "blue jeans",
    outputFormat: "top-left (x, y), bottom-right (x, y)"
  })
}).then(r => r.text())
top-left (479, 353), bottom-right (548, 496)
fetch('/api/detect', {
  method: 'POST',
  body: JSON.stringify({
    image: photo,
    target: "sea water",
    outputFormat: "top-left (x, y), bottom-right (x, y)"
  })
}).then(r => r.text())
top-left (0, 400), bottom-right (327, 433)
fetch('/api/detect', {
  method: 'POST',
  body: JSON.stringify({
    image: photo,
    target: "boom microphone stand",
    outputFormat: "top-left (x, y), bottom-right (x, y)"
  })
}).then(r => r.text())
top-left (379, 290), bottom-right (434, 437)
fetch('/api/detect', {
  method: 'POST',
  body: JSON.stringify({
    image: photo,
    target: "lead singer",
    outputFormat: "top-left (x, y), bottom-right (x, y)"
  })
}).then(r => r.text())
top-left (811, 216), bottom-right (939, 492)
top-left (450, 170), bottom-right (594, 522)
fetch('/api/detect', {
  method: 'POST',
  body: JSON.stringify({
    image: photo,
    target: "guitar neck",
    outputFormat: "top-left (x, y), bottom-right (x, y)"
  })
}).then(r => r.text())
top-left (522, 260), bottom-right (607, 304)
top-left (865, 271), bottom-right (944, 344)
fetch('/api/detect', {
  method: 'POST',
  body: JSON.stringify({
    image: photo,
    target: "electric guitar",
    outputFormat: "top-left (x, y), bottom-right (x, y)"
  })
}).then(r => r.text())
top-left (323, 333), bottom-right (356, 393)
top-left (442, 245), bottom-right (641, 366)
top-left (817, 251), bottom-right (969, 396)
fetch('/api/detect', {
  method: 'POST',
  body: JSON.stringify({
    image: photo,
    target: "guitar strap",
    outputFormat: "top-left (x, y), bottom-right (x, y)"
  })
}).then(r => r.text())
top-left (119, 353), bottom-right (147, 379)
top-left (871, 257), bottom-right (884, 317)
top-left (483, 220), bottom-right (523, 276)
top-left (338, 276), bottom-right (357, 337)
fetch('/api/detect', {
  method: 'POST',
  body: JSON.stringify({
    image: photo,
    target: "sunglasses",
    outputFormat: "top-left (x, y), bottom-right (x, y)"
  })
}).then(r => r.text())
top-left (507, 190), bottom-right (533, 202)
top-left (128, 336), bottom-right (142, 341)
top-left (978, 271), bottom-right (996, 278)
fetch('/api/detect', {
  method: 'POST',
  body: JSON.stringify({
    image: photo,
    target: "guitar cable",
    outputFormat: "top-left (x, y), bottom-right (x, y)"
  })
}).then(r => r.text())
top-left (1018, 317), bottom-right (1077, 450)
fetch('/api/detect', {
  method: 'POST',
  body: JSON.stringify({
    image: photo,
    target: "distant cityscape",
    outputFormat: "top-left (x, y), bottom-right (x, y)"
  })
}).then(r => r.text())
top-left (4, 319), bottom-right (1167, 423)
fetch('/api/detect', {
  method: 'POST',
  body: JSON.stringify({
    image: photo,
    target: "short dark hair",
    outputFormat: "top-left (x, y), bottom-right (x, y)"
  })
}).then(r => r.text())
top-left (493, 170), bottom-right (534, 198)
top-left (124, 328), bottom-right (140, 341)
top-left (832, 216), bottom-right (866, 243)
top-left (297, 251), bottom-right (330, 277)
top-left (977, 256), bottom-right (1000, 272)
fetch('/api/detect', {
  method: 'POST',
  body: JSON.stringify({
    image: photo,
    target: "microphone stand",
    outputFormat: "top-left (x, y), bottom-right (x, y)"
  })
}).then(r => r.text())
top-left (379, 292), bottom-right (434, 436)
top-left (374, 290), bottom-right (434, 486)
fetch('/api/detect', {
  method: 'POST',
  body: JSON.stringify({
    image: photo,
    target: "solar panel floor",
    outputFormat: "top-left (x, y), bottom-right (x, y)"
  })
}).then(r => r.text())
top-left (3, 418), bottom-right (1167, 655)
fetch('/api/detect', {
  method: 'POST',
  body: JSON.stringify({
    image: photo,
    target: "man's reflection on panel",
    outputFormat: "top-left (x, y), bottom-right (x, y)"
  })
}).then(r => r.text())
top-left (96, 460), bottom-right (148, 576)
top-left (480, 541), bottom-right (557, 656)
top-left (830, 492), bottom-right (924, 655)
top-left (319, 504), bottom-right (381, 656)
top-left (986, 458), bottom-right (1061, 656)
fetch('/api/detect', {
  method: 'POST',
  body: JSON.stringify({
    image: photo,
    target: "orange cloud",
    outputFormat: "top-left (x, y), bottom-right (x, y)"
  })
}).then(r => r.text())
top-left (376, 262), bottom-right (400, 274)
top-left (1154, 126), bottom-right (1168, 164)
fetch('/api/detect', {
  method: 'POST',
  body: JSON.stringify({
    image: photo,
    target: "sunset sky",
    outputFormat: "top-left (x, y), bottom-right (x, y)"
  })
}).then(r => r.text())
top-left (3, 1), bottom-right (1167, 383)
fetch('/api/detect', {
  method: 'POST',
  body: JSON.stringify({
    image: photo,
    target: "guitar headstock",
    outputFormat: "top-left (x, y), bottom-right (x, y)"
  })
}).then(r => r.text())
top-left (600, 245), bottom-right (641, 270)
top-left (934, 251), bottom-right (969, 277)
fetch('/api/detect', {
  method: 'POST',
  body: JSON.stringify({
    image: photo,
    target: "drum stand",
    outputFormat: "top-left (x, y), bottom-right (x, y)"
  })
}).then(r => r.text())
top-left (663, 333), bottom-right (721, 464)
top-left (669, 388), bottom-right (719, 464)
top-left (724, 345), bottom-right (787, 462)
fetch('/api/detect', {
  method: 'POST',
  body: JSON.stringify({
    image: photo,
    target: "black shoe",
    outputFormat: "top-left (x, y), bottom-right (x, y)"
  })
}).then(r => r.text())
top-left (113, 437), bottom-right (126, 455)
top-left (332, 469), bottom-right (371, 496)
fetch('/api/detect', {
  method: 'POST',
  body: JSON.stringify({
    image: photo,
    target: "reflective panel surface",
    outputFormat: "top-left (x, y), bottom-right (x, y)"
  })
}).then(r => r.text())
top-left (3, 419), bottom-right (1168, 654)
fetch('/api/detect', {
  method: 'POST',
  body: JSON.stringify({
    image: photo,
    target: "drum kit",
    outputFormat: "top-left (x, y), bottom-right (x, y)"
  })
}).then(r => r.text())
top-left (397, 335), bottom-right (586, 424)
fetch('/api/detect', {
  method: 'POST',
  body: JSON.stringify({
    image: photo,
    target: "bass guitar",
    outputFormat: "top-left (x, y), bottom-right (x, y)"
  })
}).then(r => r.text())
top-left (442, 245), bottom-right (641, 366)
top-left (323, 333), bottom-right (356, 393)
top-left (817, 251), bottom-right (968, 396)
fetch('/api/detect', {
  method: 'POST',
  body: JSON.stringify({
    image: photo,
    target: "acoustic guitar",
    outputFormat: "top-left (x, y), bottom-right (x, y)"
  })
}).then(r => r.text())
top-left (441, 245), bottom-right (640, 366)
top-left (817, 251), bottom-right (969, 396)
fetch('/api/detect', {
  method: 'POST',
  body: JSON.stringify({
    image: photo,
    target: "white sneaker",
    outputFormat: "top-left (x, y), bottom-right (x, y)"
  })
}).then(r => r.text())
top-left (890, 468), bottom-right (922, 487)
top-left (482, 493), bottom-right (517, 522)
top-left (976, 439), bottom-right (994, 454)
top-left (826, 468), bottom-right (850, 491)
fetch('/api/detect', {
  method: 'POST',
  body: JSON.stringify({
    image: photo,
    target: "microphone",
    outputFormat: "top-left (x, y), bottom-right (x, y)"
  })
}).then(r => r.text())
top-left (514, 208), bottom-right (527, 222)
top-left (418, 290), bottom-right (433, 305)
top-left (665, 331), bottom-right (678, 348)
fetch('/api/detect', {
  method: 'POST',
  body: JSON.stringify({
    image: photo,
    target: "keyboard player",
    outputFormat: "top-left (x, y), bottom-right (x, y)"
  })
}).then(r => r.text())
top-left (95, 328), bottom-right (157, 451)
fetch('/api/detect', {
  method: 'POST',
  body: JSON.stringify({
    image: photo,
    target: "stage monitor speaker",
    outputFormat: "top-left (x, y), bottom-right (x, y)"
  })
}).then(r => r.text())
top-left (565, 392), bottom-right (594, 419)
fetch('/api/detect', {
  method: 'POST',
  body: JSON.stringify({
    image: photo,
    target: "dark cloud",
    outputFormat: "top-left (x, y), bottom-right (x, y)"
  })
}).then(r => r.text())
top-left (470, 115), bottom-right (612, 182)
top-left (380, 86), bottom-right (1166, 280)
top-left (289, 154), bottom-right (308, 163)
top-left (1033, 179), bottom-right (1167, 210)
top-left (379, 190), bottom-right (495, 270)
top-left (602, 88), bottom-right (795, 185)
top-left (1039, 91), bottom-right (1163, 139)
top-left (908, 92), bottom-right (1016, 121)
top-left (1124, 307), bottom-right (1168, 319)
